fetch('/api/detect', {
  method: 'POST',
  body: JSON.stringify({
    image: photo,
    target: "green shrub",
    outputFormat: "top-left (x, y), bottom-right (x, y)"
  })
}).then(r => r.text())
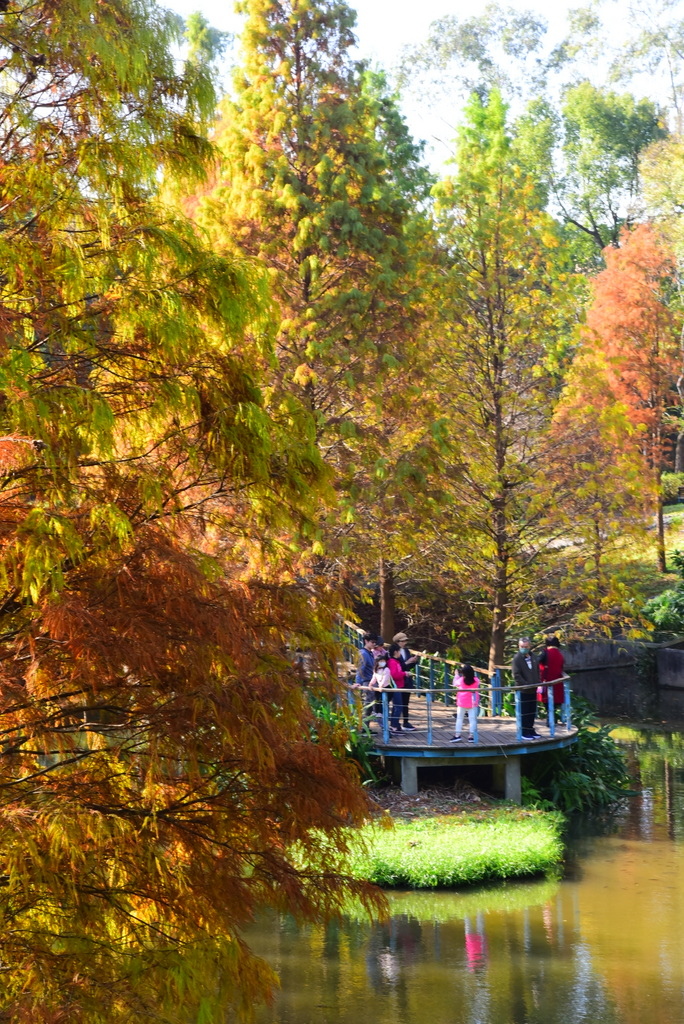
top-left (661, 472), bottom-right (684, 505)
top-left (523, 697), bottom-right (633, 813)
top-left (349, 810), bottom-right (564, 888)
top-left (643, 549), bottom-right (684, 633)
top-left (643, 588), bottom-right (684, 631)
top-left (307, 692), bottom-right (387, 785)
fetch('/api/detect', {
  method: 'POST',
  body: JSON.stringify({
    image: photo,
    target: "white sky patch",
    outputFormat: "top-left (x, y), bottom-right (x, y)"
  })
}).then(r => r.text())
top-left (164, 0), bottom-right (675, 172)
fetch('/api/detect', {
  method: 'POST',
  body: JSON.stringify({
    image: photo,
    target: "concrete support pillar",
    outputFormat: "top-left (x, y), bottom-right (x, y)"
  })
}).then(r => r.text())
top-left (492, 761), bottom-right (506, 797)
top-left (505, 755), bottom-right (522, 803)
top-left (400, 757), bottom-right (419, 796)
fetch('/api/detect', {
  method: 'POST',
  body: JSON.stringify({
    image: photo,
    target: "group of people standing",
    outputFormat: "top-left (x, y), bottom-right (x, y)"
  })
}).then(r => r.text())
top-left (353, 631), bottom-right (418, 732)
top-left (352, 629), bottom-right (566, 744)
top-left (511, 635), bottom-right (566, 741)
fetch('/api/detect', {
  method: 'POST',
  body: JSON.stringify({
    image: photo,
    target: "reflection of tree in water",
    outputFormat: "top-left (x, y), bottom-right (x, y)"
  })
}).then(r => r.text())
top-left (361, 899), bottom-right (621, 1024)
top-left (251, 882), bottom-right (645, 1024)
top-left (617, 729), bottom-right (684, 841)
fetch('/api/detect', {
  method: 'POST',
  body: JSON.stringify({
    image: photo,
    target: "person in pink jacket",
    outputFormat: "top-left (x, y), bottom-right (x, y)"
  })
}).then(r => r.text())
top-left (450, 663), bottom-right (480, 742)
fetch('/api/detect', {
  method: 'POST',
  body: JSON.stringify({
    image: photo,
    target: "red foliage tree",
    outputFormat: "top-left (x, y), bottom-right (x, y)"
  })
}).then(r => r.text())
top-left (584, 224), bottom-right (682, 571)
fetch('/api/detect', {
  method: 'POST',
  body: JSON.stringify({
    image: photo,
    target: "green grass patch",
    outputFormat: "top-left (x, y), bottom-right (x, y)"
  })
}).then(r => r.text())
top-left (348, 808), bottom-right (564, 889)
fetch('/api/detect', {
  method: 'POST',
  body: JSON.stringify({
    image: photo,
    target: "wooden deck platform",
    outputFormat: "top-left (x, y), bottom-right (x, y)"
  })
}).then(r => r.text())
top-left (363, 700), bottom-right (578, 801)
top-left (368, 701), bottom-right (577, 751)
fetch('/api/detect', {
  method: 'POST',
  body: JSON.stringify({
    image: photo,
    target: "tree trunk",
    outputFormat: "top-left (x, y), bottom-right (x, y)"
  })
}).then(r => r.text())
top-left (655, 467), bottom-right (666, 573)
top-left (489, 379), bottom-right (508, 675)
top-left (379, 558), bottom-right (395, 643)
top-left (488, 580), bottom-right (507, 676)
top-left (488, 543), bottom-right (508, 675)
top-left (676, 429), bottom-right (684, 474)
top-left (676, 366), bottom-right (684, 472)
top-left (656, 499), bottom-right (667, 573)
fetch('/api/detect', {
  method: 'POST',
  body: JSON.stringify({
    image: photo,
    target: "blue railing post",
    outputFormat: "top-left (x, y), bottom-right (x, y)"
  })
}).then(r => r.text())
top-left (382, 690), bottom-right (390, 743)
top-left (429, 658), bottom-right (435, 692)
top-left (415, 661), bottom-right (421, 690)
top-left (426, 691), bottom-right (433, 746)
top-left (548, 687), bottom-right (556, 738)
top-left (492, 668), bottom-right (502, 716)
top-left (564, 682), bottom-right (572, 731)
top-left (443, 662), bottom-right (451, 705)
top-left (473, 702), bottom-right (479, 744)
top-left (514, 689), bottom-right (522, 742)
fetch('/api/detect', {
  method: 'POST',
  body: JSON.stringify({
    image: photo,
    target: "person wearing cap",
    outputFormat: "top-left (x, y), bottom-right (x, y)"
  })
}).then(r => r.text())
top-left (512, 637), bottom-right (541, 740)
top-left (392, 632), bottom-right (419, 731)
top-left (373, 637), bottom-right (388, 661)
top-left (352, 633), bottom-right (379, 719)
top-left (393, 632), bottom-right (419, 671)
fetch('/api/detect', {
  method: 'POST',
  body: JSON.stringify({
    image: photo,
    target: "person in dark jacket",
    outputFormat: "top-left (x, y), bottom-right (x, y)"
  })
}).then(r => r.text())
top-left (393, 632), bottom-right (419, 731)
top-left (354, 634), bottom-right (375, 683)
top-left (352, 633), bottom-right (377, 711)
top-left (511, 637), bottom-right (540, 740)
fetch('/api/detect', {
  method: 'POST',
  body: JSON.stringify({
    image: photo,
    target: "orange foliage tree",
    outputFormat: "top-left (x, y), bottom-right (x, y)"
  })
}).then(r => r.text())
top-left (0, 2), bottom-right (381, 1021)
top-left (584, 225), bottom-right (682, 571)
top-left (549, 348), bottom-right (650, 629)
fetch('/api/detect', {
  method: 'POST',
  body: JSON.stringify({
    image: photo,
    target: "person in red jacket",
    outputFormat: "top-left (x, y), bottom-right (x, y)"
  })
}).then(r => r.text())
top-left (538, 636), bottom-right (565, 721)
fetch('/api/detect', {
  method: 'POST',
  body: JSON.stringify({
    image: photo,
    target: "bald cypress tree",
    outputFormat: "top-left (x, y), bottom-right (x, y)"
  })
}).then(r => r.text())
top-left (0, 2), bottom-right (382, 1020)
top-left (432, 92), bottom-right (579, 671)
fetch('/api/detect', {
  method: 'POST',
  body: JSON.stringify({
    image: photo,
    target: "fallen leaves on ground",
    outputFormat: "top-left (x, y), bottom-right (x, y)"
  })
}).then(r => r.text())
top-left (367, 782), bottom-right (491, 821)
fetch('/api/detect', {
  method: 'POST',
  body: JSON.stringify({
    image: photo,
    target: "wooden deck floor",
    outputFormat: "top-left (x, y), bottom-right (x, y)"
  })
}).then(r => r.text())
top-left (365, 698), bottom-right (577, 752)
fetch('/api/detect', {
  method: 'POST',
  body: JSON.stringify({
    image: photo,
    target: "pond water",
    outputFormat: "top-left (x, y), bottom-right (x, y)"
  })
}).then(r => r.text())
top-left (247, 722), bottom-right (684, 1024)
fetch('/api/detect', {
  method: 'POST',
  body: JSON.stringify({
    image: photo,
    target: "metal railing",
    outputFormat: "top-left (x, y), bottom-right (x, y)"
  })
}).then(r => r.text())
top-left (346, 681), bottom-right (572, 746)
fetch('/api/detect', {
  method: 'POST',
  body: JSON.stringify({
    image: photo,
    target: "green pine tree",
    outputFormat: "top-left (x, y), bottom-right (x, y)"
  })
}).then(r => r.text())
top-left (193, 0), bottom-right (443, 632)
top-left (199, 3), bottom-right (431, 494)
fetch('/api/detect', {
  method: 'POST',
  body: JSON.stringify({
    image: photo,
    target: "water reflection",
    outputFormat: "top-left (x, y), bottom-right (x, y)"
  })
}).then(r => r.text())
top-left (616, 728), bottom-right (684, 841)
top-left (572, 667), bottom-right (684, 724)
top-left (464, 914), bottom-right (487, 972)
top-left (248, 728), bottom-right (684, 1024)
top-left (250, 890), bottom-right (628, 1024)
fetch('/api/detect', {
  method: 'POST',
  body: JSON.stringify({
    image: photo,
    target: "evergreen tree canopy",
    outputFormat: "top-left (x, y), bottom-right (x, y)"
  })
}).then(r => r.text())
top-left (190, 0), bottom-right (444, 637)
top-left (197, 0), bottom-right (428, 480)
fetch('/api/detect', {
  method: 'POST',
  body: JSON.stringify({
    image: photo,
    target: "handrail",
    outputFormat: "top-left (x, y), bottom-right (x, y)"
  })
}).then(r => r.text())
top-left (341, 621), bottom-right (574, 731)
top-left (346, 680), bottom-right (566, 695)
top-left (344, 675), bottom-right (573, 745)
top-left (490, 674), bottom-right (571, 692)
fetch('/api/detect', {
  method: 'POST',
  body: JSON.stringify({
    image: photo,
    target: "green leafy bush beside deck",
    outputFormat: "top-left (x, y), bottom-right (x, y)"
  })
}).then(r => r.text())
top-left (350, 810), bottom-right (564, 889)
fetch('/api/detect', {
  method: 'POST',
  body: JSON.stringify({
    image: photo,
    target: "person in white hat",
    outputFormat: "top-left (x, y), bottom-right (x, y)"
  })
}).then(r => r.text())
top-left (392, 633), bottom-right (419, 731)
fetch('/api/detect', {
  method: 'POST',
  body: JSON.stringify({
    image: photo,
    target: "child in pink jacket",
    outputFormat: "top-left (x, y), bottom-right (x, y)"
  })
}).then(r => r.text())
top-left (450, 663), bottom-right (480, 742)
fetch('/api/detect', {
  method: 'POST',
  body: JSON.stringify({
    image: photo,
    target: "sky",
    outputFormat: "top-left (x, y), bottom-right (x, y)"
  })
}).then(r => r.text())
top-left (165, 0), bottom-right (577, 63)
top-left (162, 0), bottom-right (642, 170)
